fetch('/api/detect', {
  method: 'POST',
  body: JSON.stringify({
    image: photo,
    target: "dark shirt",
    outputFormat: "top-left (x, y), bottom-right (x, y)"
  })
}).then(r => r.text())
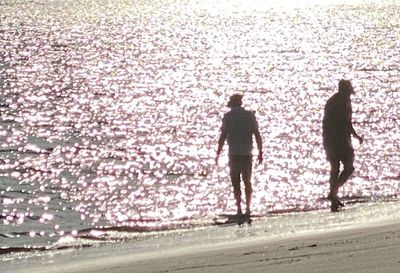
top-left (323, 92), bottom-right (353, 149)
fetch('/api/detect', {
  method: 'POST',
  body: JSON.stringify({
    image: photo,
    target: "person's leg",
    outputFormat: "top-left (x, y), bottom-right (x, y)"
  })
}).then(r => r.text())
top-left (241, 156), bottom-right (253, 216)
top-left (337, 151), bottom-right (355, 188)
top-left (328, 159), bottom-right (343, 211)
top-left (229, 155), bottom-right (242, 215)
top-left (328, 160), bottom-right (340, 200)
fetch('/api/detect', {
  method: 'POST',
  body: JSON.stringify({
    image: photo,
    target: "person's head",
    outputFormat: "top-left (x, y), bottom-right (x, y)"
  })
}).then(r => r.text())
top-left (227, 94), bottom-right (243, 108)
top-left (338, 79), bottom-right (354, 95)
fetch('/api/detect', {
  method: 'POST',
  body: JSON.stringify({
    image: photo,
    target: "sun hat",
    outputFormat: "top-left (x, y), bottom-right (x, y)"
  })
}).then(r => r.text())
top-left (227, 94), bottom-right (243, 107)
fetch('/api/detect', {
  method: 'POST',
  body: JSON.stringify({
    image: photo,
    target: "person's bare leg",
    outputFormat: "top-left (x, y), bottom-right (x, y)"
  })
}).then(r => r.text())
top-left (328, 160), bottom-right (340, 200)
top-left (229, 157), bottom-right (242, 215)
top-left (244, 179), bottom-right (252, 215)
top-left (242, 156), bottom-right (253, 217)
top-left (232, 181), bottom-right (242, 215)
top-left (328, 160), bottom-right (341, 211)
top-left (337, 157), bottom-right (355, 188)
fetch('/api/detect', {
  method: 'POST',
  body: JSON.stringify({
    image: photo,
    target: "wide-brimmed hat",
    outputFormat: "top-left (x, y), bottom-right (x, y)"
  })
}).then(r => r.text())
top-left (227, 94), bottom-right (243, 107)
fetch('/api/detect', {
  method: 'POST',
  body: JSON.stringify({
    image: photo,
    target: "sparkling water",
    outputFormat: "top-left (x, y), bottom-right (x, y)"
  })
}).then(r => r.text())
top-left (1, 0), bottom-right (399, 258)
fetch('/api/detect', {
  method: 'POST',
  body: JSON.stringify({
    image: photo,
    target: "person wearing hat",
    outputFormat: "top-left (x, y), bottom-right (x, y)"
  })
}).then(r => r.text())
top-left (323, 79), bottom-right (364, 212)
top-left (216, 94), bottom-right (263, 223)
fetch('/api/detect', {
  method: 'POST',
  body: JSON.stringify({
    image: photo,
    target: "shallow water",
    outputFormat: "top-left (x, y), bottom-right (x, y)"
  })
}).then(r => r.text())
top-left (1, 0), bottom-right (399, 256)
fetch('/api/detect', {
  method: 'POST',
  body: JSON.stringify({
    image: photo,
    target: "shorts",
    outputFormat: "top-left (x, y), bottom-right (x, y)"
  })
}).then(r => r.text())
top-left (324, 144), bottom-right (354, 163)
top-left (228, 155), bottom-right (252, 183)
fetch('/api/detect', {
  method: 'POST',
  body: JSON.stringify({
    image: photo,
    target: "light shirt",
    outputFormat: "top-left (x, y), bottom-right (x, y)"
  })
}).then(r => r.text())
top-left (221, 106), bottom-right (259, 156)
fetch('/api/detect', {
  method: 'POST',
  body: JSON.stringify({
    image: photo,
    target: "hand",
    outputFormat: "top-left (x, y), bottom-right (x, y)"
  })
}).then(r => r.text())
top-left (215, 154), bottom-right (220, 166)
top-left (357, 135), bottom-right (364, 145)
top-left (257, 153), bottom-right (263, 165)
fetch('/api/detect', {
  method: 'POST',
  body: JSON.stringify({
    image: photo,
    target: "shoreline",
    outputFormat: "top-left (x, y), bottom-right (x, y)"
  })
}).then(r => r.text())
top-left (5, 201), bottom-right (400, 273)
top-left (9, 221), bottom-right (400, 273)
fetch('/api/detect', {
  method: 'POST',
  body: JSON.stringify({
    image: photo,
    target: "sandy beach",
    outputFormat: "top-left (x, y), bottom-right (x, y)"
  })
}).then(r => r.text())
top-left (125, 223), bottom-right (400, 273)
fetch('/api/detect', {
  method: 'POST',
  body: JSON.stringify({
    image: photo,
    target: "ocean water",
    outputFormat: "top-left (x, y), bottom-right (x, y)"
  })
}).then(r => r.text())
top-left (1, 0), bottom-right (399, 261)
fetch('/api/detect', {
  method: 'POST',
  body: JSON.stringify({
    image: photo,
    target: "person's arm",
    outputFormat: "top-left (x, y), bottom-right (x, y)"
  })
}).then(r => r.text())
top-left (251, 112), bottom-right (263, 164)
top-left (215, 130), bottom-right (227, 165)
top-left (254, 129), bottom-right (263, 165)
top-left (350, 123), bottom-right (364, 144)
top-left (347, 100), bottom-right (364, 144)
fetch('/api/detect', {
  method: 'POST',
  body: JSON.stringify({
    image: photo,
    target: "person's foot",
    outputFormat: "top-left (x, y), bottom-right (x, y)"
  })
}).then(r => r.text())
top-left (328, 193), bottom-right (343, 212)
top-left (330, 203), bottom-right (340, 212)
top-left (327, 194), bottom-right (345, 207)
top-left (236, 213), bottom-right (245, 225)
top-left (243, 210), bottom-right (252, 223)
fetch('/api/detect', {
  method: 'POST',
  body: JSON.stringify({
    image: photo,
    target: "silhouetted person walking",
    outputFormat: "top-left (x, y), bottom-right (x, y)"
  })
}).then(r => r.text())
top-left (216, 94), bottom-right (263, 223)
top-left (323, 80), bottom-right (363, 212)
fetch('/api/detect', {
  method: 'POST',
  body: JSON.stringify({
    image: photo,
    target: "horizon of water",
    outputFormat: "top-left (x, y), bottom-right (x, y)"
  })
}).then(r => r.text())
top-left (1, 0), bottom-right (399, 261)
